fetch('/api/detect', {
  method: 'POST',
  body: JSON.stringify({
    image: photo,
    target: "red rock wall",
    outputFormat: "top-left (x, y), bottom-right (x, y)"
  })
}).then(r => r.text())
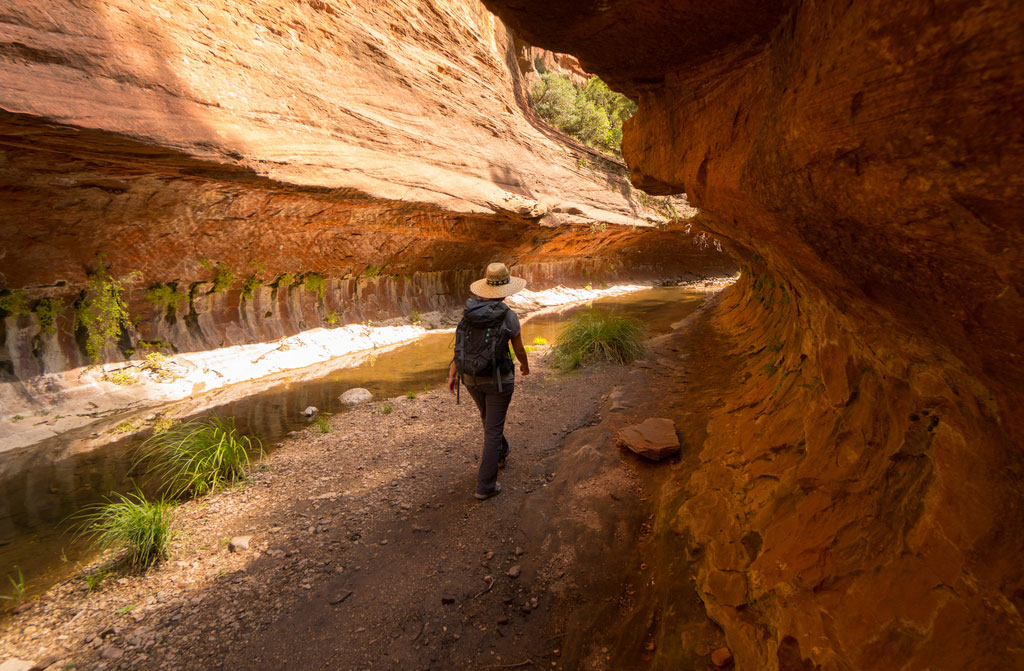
top-left (0, 0), bottom-right (735, 408)
top-left (482, 0), bottom-right (1024, 668)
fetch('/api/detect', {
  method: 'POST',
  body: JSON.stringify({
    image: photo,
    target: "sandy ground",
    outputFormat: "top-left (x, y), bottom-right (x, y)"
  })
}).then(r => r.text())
top-left (1, 294), bottom-right (737, 671)
top-left (0, 344), bottom-right (649, 670)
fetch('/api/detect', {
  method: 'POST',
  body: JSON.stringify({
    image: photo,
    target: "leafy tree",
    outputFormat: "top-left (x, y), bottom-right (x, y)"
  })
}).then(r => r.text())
top-left (530, 73), bottom-right (637, 154)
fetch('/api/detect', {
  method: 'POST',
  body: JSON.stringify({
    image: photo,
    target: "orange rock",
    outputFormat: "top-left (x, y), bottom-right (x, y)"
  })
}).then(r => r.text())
top-left (616, 418), bottom-right (680, 460)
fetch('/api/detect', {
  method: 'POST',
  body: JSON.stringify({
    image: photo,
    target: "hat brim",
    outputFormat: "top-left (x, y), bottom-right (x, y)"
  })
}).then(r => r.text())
top-left (470, 276), bottom-right (527, 299)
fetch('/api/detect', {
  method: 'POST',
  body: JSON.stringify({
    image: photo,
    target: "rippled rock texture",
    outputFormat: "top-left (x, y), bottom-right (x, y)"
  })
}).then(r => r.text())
top-left (0, 0), bottom-right (734, 423)
top-left (484, 0), bottom-right (1023, 668)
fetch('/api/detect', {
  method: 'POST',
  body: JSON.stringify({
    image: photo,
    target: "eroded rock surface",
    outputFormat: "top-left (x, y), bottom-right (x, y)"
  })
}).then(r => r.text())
top-left (0, 0), bottom-right (734, 431)
top-left (483, 0), bottom-right (1024, 668)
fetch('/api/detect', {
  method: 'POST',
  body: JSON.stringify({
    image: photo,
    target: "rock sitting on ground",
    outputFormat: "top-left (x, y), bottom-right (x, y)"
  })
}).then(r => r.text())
top-left (0, 660), bottom-right (37, 671)
top-left (711, 646), bottom-right (733, 667)
top-left (339, 388), bottom-right (373, 406)
top-left (302, 406), bottom-right (318, 417)
top-left (616, 418), bottom-right (680, 460)
top-left (228, 536), bottom-right (252, 553)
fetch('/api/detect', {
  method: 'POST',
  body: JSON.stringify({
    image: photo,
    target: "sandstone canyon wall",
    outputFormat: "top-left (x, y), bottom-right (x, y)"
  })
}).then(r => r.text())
top-left (483, 0), bottom-right (1023, 669)
top-left (0, 0), bottom-right (734, 431)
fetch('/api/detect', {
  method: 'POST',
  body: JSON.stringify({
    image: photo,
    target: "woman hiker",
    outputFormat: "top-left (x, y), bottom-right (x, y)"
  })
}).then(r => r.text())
top-left (447, 263), bottom-right (530, 500)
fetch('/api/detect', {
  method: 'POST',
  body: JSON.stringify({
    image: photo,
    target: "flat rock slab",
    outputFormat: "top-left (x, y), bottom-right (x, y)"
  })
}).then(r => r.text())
top-left (617, 418), bottom-right (680, 460)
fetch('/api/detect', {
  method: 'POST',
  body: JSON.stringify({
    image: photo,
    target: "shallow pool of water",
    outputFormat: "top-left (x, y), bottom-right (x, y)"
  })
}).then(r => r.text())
top-left (0, 286), bottom-right (705, 599)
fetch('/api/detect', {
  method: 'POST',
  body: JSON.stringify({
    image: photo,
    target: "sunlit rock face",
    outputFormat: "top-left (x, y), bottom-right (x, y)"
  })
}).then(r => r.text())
top-left (484, 0), bottom-right (1024, 668)
top-left (0, 0), bottom-right (734, 417)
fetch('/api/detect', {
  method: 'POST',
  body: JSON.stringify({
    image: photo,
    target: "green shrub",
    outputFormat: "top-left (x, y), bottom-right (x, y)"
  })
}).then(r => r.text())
top-left (0, 290), bottom-right (30, 316)
top-left (381, 404), bottom-right (393, 415)
top-left (146, 283), bottom-right (187, 311)
top-left (34, 297), bottom-right (64, 335)
top-left (273, 273), bottom-right (295, 289)
top-left (75, 261), bottom-right (137, 364)
top-left (76, 490), bottom-right (174, 570)
top-left (530, 73), bottom-right (637, 154)
top-left (210, 263), bottom-right (236, 293)
top-left (532, 336), bottom-right (549, 346)
top-left (405, 391), bottom-right (416, 399)
top-left (362, 265), bottom-right (382, 278)
top-left (325, 310), bottom-right (340, 325)
top-left (303, 273), bottom-right (326, 298)
top-left (314, 415), bottom-right (330, 433)
top-left (241, 274), bottom-right (262, 300)
top-left (552, 309), bottom-right (645, 369)
top-left (139, 417), bottom-right (262, 498)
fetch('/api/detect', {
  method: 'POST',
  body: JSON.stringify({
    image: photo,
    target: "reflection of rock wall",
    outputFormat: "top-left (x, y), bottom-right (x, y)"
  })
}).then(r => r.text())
top-left (483, 0), bottom-right (1024, 668)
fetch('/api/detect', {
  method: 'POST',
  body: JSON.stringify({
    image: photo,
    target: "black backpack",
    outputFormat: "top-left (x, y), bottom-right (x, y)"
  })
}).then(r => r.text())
top-left (453, 300), bottom-right (513, 401)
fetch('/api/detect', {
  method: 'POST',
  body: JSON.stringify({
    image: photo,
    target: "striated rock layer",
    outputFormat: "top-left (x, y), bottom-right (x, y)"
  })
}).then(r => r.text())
top-left (0, 0), bottom-right (734, 427)
top-left (483, 0), bottom-right (1024, 668)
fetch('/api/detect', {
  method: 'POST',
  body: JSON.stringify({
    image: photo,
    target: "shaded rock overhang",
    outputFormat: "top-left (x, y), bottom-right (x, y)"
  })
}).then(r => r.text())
top-left (481, 0), bottom-right (1024, 669)
top-left (483, 0), bottom-right (1024, 436)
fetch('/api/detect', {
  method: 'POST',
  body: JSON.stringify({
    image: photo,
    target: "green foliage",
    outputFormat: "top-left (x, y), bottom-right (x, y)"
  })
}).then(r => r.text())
top-left (115, 603), bottom-right (138, 615)
top-left (84, 569), bottom-right (109, 593)
top-left (362, 265), bottom-right (382, 278)
top-left (76, 490), bottom-right (174, 570)
top-left (325, 310), bottom-right (340, 325)
top-left (138, 339), bottom-right (173, 350)
top-left (75, 261), bottom-right (137, 364)
top-left (103, 369), bottom-right (137, 386)
top-left (0, 290), bottom-right (30, 316)
top-left (113, 418), bottom-right (143, 434)
top-left (410, 310), bottom-right (421, 325)
top-left (405, 391), bottom-right (417, 399)
top-left (382, 404), bottom-right (393, 415)
top-left (11, 415), bottom-right (24, 422)
top-left (530, 73), bottom-right (637, 154)
top-left (531, 336), bottom-right (548, 346)
top-left (552, 309), bottom-right (645, 369)
top-left (138, 417), bottom-right (262, 498)
top-left (273, 273), bottom-right (295, 289)
top-left (146, 283), bottom-right (187, 311)
top-left (314, 415), bottom-right (330, 433)
top-left (303, 273), bottom-right (326, 298)
top-left (1, 567), bottom-right (27, 605)
top-left (34, 297), bottom-right (64, 335)
top-left (241, 274), bottom-right (262, 300)
top-left (209, 262), bottom-right (237, 294)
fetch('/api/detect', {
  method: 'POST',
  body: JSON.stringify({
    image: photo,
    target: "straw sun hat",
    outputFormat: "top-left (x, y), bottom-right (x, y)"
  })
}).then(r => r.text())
top-left (470, 263), bottom-right (527, 299)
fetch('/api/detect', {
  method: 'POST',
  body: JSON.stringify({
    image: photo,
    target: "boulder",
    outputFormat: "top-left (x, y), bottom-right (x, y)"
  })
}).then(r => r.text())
top-left (711, 647), bottom-right (733, 668)
top-left (302, 406), bottom-right (318, 418)
top-left (616, 418), bottom-right (680, 460)
top-left (339, 388), bottom-right (373, 406)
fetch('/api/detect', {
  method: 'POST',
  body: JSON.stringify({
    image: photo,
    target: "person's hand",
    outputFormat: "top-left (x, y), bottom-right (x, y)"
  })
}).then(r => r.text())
top-left (520, 363), bottom-right (530, 375)
top-left (448, 375), bottom-right (457, 395)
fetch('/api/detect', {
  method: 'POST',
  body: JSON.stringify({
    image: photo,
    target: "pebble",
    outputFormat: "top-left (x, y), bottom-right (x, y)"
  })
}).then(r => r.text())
top-left (507, 565), bottom-right (521, 579)
top-left (100, 645), bottom-right (123, 660)
top-left (229, 536), bottom-right (252, 553)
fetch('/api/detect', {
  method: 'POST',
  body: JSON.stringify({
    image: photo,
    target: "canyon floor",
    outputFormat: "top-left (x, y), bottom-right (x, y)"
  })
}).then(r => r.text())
top-left (0, 299), bottom-right (730, 671)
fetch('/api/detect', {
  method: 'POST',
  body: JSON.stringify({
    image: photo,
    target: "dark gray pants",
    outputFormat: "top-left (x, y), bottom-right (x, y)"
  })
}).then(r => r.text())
top-left (465, 381), bottom-right (513, 495)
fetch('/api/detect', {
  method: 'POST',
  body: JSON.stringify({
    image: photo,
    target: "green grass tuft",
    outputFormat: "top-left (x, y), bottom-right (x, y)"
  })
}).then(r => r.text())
top-left (314, 415), bottom-right (330, 433)
top-left (75, 491), bottom-right (174, 570)
top-left (381, 404), bottom-right (393, 415)
top-left (1, 567), bottom-right (27, 605)
top-left (551, 309), bottom-right (645, 370)
top-left (138, 417), bottom-right (262, 498)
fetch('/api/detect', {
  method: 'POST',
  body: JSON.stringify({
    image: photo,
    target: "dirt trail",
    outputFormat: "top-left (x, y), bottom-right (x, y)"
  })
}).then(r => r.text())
top-left (0, 301), bottom-right (730, 670)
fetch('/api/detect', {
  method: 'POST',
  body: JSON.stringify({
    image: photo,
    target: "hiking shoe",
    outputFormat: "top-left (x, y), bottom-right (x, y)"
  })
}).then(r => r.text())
top-left (473, 482), bottom-right (502, 500)
top-left (497, 452), bottom-right (509, 469)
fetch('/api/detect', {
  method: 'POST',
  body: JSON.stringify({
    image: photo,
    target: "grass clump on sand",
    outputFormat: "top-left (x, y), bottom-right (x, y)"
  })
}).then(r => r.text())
top-left (552, 309), bottom-right (645, 369)
top-left (76, 491), bottom-right (175, 570)
top-left (139, 417), bottom-right (262, 498)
